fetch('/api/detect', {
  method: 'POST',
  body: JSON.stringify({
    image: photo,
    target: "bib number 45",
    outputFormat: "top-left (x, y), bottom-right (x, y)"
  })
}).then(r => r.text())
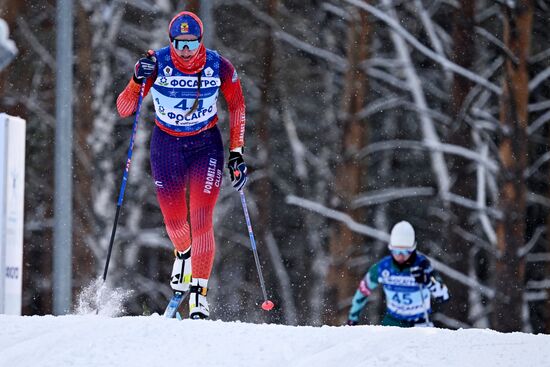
top-left (392, 292), bottom-right (413, 305)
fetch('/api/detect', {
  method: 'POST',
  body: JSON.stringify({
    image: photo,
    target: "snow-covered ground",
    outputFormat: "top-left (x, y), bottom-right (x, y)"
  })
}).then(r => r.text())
top-left (1, 314), bottom-right (549, 367)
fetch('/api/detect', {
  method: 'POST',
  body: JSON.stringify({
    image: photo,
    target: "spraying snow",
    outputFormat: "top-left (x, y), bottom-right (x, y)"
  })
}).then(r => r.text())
top-left (74, 278), bottom-right (133, 317)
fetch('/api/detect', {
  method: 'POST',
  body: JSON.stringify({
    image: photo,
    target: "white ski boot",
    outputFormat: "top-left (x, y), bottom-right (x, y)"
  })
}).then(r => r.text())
top-left (170, 248), bottom-right (192, 293)
top-left (189, 278), bottom-right (209, 319)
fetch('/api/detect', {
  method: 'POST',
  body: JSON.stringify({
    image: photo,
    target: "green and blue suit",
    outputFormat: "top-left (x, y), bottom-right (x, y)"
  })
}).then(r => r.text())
top-left (348, 251), bottom-right (448, 327)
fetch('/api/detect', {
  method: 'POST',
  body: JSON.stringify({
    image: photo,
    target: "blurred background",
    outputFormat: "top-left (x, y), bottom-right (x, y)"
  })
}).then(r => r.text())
top-left (0, 0), bottom-right (549, 332)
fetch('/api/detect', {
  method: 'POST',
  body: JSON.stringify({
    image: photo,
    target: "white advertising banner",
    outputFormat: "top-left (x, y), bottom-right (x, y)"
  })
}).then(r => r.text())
top-left (0, 113), bottom-right (25, 315)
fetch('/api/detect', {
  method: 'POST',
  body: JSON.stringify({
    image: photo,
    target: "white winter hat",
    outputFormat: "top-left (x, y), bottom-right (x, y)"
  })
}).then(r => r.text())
top-left (388, 221), bottom-right (416, 251)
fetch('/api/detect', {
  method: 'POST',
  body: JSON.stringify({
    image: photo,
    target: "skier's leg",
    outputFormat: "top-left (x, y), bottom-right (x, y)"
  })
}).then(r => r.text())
top-left (150, 126), bottom-right (192, 292)
top-left (187, 127), bottom-right (224, 318)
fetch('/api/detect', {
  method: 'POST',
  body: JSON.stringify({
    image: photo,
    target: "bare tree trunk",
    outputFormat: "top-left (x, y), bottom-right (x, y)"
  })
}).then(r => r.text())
top-left (1, 0), bottom-right (57, 315)
top-left (256, 0), bottom-right (275, 225)
top-left (254, 0), bottom-right (299, 324)
top-left (383, 0), bottom-right (450, 197)
top-left (366, 115), bottom-right (397, 325)
top-left (493, 0), bottom-right (533, 332)
top-left (0, 0), bottom-right (22, 20)
top-left (326, 8), bottom-right (369, 325)
top-left (446, 0), bottom-right (475, 327)
top-left (85, 1), bottom-right (126, 277)
top-left (72, 2), bottom-right (95, 297)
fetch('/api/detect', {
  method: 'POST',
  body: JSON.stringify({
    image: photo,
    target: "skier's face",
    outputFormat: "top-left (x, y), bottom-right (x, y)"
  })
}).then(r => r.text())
top-left (172, 35), bottom-right (201, 59)
top-left (391, 249), bottom-right (412, 264)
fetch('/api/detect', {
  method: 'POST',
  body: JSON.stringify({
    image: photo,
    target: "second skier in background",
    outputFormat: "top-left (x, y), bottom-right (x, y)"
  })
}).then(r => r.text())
top-left (347, 221), bottom-right (450, 327)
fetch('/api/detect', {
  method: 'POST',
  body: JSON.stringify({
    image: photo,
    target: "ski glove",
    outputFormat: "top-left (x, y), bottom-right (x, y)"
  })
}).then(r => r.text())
top-left (410, 266), bottom-right (430, 285)
top-left (227, 151), bottom-right (247, 191)
top-left (428, 280), bottom-right (450, 303)
top-left (134, 53), bottom-right (156, 81)
top-left (347, 319), bottom-right (358, 326)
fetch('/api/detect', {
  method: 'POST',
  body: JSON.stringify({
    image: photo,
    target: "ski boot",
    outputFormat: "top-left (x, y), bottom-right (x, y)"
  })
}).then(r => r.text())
top-left (170, 248), bottom-right (192, 293)
top-left (189, 278), bottom-right (209, 319)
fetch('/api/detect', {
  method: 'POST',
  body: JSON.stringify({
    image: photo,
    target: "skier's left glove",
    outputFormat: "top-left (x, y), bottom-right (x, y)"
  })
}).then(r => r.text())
top-left (428, 279), bottom-right (450, 303)
top-left (227, 150), bottom-right (247, 191)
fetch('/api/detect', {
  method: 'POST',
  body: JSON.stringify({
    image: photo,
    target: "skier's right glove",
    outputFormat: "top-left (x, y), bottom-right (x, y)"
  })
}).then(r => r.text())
top-left (411, 266), bottom-right (430, 285)
top-left (227, 151), bottom-right (247, 191)
top-left (347, 319), bottom-right (358, 326)
top-left (133, 52), bottom-right (156, 82)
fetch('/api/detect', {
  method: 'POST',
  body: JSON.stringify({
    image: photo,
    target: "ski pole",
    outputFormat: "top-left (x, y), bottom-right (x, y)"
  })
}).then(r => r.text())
top-left (418, 282), bottom-right (431, 325)
top-left (101, 81), bottom-right (146, 283)
top-left (239, 190), bottom-right (274, 311)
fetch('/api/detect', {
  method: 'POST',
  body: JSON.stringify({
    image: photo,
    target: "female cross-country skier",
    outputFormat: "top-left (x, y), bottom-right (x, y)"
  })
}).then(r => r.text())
top-left (347, 221), bottom-right (450, 327)
top-left (116, 11), bottom-right (248, 319)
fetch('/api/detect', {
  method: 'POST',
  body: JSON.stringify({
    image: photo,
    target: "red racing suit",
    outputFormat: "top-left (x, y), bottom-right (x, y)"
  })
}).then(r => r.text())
top-left (116, 47), bottom-right (246, 279)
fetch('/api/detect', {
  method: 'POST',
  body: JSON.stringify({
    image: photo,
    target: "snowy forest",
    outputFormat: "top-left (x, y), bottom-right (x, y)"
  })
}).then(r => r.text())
top-left (0, 0), bottom-right (549, 333)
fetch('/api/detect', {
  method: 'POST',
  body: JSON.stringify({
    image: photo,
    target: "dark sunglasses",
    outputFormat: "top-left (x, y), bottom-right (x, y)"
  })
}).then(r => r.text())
top-left (171, 38), bottom-right (201, 51)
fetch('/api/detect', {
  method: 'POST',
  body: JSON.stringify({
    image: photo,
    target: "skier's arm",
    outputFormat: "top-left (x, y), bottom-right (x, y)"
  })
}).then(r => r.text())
top-left (116, 79), bottom-right (154, 117)
top-left (347, 263), bottom-right (379, 324)
top-left (347, 279), bottom-right (371, 324)
top-left (412, 258), bottom-right (449, 303)
top-left (116, 53), bottom-right (156, 117)
top-left (219, 55), bottom-right (246, 151)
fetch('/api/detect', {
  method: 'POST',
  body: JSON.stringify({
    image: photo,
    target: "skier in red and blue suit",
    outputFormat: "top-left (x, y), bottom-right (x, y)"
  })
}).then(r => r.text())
top-left (116, 11), bottom-right (248, 319)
